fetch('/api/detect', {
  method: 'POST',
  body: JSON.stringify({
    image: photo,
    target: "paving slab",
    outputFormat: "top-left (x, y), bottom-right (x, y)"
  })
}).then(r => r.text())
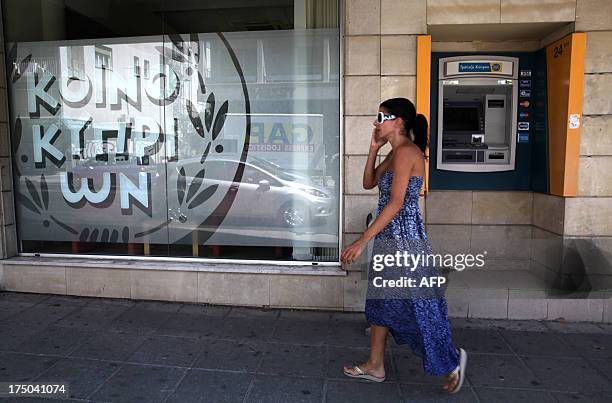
top-left (167, 369), bottom-right (252, 403)
top-left (522, 356), bottom-right (612, 393)
top-left (126, 335), bottom-right (202, 367)
top-left (258, 344), bottom-right (327, 377)
top-left (192, 339), bottom-right (266, 372)
top-left (246, 375), bottom-right (324, 403)
top-left (34, 357), bottom-right (120, 399)
top-left (69, 332), bottom-right (146, 361)
top-left (88, 364), bottom-right (186, 402)
top-left (326, 379), bottom-right (401, 403)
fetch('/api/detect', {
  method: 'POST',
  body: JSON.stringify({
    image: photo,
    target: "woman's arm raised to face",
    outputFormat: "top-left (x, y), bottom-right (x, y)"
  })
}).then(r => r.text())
top-left (363, 126), bottom-right (390, 190)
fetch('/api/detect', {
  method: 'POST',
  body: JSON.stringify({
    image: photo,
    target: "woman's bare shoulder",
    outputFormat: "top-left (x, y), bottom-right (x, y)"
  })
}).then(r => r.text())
top-left (394, 144), bottom-right (422, 160)
top-left (391, 144), bottom-right (424, 173)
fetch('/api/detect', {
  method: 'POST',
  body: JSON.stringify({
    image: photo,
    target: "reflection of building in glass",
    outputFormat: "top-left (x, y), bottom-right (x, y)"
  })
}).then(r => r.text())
top-left (94, 45), bottom-right (112, 70)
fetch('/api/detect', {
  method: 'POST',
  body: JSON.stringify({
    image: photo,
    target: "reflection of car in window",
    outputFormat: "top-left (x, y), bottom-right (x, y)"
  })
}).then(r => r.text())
top-left (178, 157), bottom-right (334, 227)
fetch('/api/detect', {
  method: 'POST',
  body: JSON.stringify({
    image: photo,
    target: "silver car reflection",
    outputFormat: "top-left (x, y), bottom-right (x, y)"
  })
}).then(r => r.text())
top-left (177, 157), bottom-right (335, 227)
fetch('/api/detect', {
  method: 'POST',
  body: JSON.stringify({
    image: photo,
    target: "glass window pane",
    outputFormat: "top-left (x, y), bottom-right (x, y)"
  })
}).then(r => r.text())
top-left (3, 0), bottom-right (340, 263)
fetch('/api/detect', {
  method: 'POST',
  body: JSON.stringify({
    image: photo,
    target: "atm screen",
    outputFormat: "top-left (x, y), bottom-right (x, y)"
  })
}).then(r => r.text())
top-left (443, 106), bottom-right (480, 132)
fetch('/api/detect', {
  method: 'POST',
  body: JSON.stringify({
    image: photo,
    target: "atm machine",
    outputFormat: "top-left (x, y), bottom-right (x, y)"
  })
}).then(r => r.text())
top-left (437, 56), bottom-right (518, 172)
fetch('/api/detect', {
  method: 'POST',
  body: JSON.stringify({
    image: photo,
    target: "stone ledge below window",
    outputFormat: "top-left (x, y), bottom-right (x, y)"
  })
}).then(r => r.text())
top-left (2, 256), bottom-right (346, 276)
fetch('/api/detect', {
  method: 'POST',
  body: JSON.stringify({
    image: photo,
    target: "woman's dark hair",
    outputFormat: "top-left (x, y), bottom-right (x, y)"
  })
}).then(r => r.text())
top-left (380, 97), bottom-right (428, 153)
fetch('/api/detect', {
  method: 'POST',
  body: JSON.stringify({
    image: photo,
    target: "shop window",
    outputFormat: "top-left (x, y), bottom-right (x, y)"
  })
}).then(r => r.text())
top-left (2, 0), bottom-right (340, 263)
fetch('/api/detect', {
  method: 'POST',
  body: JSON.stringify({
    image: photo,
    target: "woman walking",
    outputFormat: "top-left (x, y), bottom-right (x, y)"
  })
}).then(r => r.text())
top-left (340, 98), bottom-right (467, 393)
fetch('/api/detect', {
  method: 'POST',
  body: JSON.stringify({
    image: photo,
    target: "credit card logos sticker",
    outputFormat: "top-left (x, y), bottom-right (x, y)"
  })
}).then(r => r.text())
top-left (520, 90), bottom-right (531, 97)
top-left (519, 112), bottom-right (529, 119)
top-left (520, 80), bottom-right (531, 87)
top-left (520, 100), bottom-right (530, 108)
top-left (518, 122), bottom-right (530, 131)
top-left (518, 132), bottom-right (529, 143)
top-left (520, 70), bottom-right (532, 77)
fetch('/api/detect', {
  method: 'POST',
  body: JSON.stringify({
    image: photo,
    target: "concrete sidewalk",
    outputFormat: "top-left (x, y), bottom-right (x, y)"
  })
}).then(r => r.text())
top-left (1, 291), bottom-right (611, 402)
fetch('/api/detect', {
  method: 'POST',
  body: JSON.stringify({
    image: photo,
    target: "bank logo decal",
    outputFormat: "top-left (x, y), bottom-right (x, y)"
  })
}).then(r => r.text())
top-left (8, 32), bottom-right (251, 245)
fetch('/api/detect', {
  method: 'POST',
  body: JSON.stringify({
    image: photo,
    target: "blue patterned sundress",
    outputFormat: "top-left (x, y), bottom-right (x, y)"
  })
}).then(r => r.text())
top-left (365, 170), bottom-right (460, 376)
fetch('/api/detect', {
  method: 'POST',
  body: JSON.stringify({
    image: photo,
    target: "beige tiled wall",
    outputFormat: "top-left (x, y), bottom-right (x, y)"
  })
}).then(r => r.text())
top-left (345, 36), bottom-right (380, 76)
top-left (424, 190), bottom-right (533, 225)
top-left (570, 5), bottom-right (612, 250)
top-left (2, 264), bottom-right (68, 294)
top-left (66, 267), bottom-right (131, 299)
top-left (427, 0), bottom-right (577, 25)
top-left (424, 191), bottom-right (473, 224)
top-left (470, 224), bottom-right (532, 259)
top-left (342, 0), bottom-right (421, 249)
top-left (532, 192), bottom-right (565, 235)
top-left (578, 157), bottom-right (612, 196)
top-left (344, 156), bottom-right (378, 195)
top-left (581, 116), bottom-right (612, 156)
top-left (343, 195), bottom-right (378, 233)
top-left (585, 31), bottom-right (612, 73)
top-left (583, 74), bottom-right (612, 115)
top-left (344, 76), bottom-right (381, 115)
top-left (576, 0), bottom-right (612, 31)
top-left (380, 76), bottom-right (416, 104)
top-left (345, 0), bottom-right (380, 35)
top-left (432, 41), bottom-right (542, 52)
top-left (564, 197), bottom-right (612, 236)
top-left (381, 0), bottom-right (427, 35)
top-left (531, 227), bottom-right (564, 272)
top-left (472, 191), bottom-right (533, 225)
top-left (500, 0), bottom-right (576, 23)
top-left (427, 0), bottom-right (501, 25)
top-left (380, 35), bottom-right (416, 75)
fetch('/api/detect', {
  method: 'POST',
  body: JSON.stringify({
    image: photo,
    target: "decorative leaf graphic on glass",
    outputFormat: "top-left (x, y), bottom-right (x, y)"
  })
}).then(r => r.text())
top-left (79, 226), bottom-right (129, 242)
top-left (212, 101), bottom-right (228, 141)
top-left (185, 169), bottom-right (218, 210)
top-left (186, 169), bottom-right (205, 202)
top-left (12, 117), bottom-right (22, 177)
top-left (14, 173), bottom-right (77, 234)
top-left (25, 178), bottom-right (42, 210)
top-left (198, 72), bottom-right (206, 94)
top-left (205, 93), bottom-right (215, 132)
top-left (177, 167), bottom-right (187, 205)
top-left (200, 142), bottom-right (211, 164)
top-left (15, 191), bottom-right (40, 215)
top-left (186, 99), bottom-right (205, 138)
top-left (188, 184), bottom-right (218, 209)
top-left (40, 174), bottom-right (49, 210)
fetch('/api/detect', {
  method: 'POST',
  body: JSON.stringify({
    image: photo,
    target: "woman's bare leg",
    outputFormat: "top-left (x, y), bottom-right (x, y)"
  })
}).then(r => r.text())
top-left (343, 325), bottom-right (388, 378)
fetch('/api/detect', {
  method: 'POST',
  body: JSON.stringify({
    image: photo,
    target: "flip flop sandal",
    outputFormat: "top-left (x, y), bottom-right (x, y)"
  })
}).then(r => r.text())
top-left (343, 365), bottom-right (386, 383)
top-left (448, 347), bottom-right (468, 394)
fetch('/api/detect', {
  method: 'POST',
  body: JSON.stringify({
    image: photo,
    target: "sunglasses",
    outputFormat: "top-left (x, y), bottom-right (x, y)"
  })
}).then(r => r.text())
top-left (376, 112), bottom-right (397, 124)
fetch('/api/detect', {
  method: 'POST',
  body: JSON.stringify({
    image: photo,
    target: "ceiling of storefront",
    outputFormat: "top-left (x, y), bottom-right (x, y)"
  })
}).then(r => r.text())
top-left (429, 22), bottom-right (573, 42)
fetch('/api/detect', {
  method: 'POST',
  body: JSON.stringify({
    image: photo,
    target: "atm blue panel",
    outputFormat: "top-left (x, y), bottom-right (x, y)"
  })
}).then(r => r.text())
top-left (429, 52), bottom-right (545, 191)
top-left (531, 48), bottom-right (550, 193)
